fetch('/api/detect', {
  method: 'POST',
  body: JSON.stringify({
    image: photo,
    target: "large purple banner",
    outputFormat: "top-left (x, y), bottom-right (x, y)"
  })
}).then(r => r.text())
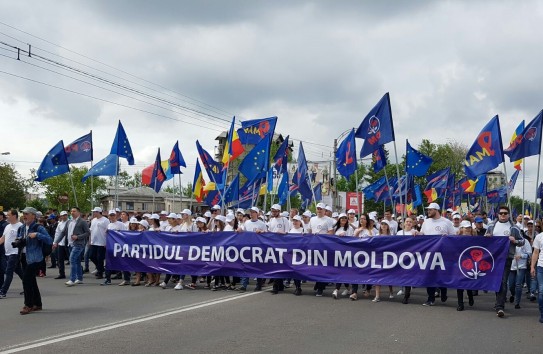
top-left (106, 231), bottom-right (510, 291)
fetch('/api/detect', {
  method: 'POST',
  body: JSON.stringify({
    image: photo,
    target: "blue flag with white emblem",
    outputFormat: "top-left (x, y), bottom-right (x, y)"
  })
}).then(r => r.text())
top-left (110, 121), bottom-right (134, 165)
top-left (35, 140), bottom-right (70, 182)
top-left (82, 154), bottom-right (118, 182)
top-left (464, 115), bottom-right (504, 179)
top-left (336, 129), bottom-right (357, 179)
top-left (65, 132), bottom-right (93, 163)
top-left (355, 93), bottom-right (395, 158)
top-left (504, 110), bottom-right (543, 162)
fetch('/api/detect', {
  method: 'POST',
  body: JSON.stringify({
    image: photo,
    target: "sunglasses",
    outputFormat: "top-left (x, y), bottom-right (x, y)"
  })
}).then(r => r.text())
top-left (499, 212), bottom-right (509, 215)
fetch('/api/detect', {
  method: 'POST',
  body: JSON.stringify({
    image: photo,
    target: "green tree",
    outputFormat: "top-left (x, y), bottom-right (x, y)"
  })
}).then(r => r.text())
top-left (0, 163), bottom-right (26, 210)
top-left (33, 166), bottom-right (107, 212)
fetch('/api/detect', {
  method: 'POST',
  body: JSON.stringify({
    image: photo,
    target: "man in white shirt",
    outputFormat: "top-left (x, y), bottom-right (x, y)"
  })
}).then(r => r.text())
top-left (159, 211), bottom-right (169, 231)
top-left (530, 230), bottom-right (543, 323)
top-left (239, 207), bottom-right (267, 292)
top-left (268, 204), bottom-right (290, 294)
top-left (420, 202), bottom-right (456, 306)
top-left (0, 209), bottom-right (24, 297)
top-left (384, 209), bottom-right (399, 235)
top-left (310, 203), bottom-right (335, 297)
top-left (52, 211), bottom-right (69, 279)
top-left (301, 211), bottom-right (312, 233)
top-left (89, 207), bottom-right (110, 279)
top-left (107, 210), bottom-right (127, 231)
top-left (452, 214), bottom-right (462, 234)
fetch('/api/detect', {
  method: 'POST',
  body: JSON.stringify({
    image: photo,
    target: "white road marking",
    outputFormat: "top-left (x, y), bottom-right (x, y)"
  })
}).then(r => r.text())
top-left (1, 290), bottom-right (267, 353)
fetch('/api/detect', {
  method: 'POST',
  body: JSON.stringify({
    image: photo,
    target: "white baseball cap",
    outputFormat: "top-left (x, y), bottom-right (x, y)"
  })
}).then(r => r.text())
top-left (92, 207), bottom-right (103, 213)
top-left (332, 212), bottom-right (339, 218)
top-left (211, 205), bottom-right (221, 210)
top-left (460, 220), bottom-right (472, 228)
top-left (292, 215), bottom-right (303, 222)
top-left (139, 220), bottom-right (149, 229)
top-left (338, 213), bottom-right (347, 219)
top-left (150, 213), bottom-right (160, 220)
top-left (215, 215), bottom-right (226, 223)
top-left (302, 211), bottom-right (312, 217)
top-left (60, 211), bottom-right (68, 216)
top-left (195, 217), bottom-right (207, 224)
top-left (236, 208), bottom-right (245, 214)
top-left (181, 209), bottom-right (192, 216)
top-left (453, 214), bottom-right (461, 220)
top-left (271, 204), bottom-right (281, 211)
top-left (347, 209), bottom-right (356, 214)
top-left (226, 214), bottom-right (235, 223)
top-left (280, 211), bottom-right (289, 217)
top-left (129, 217), bottom-right (139, 224)
top-left (142, 213), bottom-right (151, 218)
top-left (160, 210), bottom-right (168, 215)
top-left (167, 213), bottom-right (177, 219)
top-left (325, 205), bottom-right (333, 212)
top-left (425, 203), bottom-right (441, 210)
top-left (115, 208), bottom-right (121, 212)
top-left (204, 211), bottom-right (212, 218)
top-left (316, 203), bottom-right (326, 209)
top-left (446, 208), bottom-right (453, 213)
top-left (250, 207), bottom-right (259, 213)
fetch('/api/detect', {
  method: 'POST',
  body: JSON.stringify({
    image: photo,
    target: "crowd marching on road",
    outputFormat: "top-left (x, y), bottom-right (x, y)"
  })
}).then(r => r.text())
top-left (1, 202), bottom-right (543, 324)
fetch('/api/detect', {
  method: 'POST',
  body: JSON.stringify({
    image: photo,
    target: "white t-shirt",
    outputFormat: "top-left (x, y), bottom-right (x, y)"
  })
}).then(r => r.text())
top-left (303, 222), bottom-right (311, 234)
top-left (268, 217), bottom-right (290, 234)
top-left (108, 221), bottom-right (127, 231)
top-left (309, 216), bottom-right (335, 235)
top-left (54, 220), bottom-right (70, 246)
top-left (159, 220), bottom-right (169, 231)
top-left (289, 227), bottom-right (304, 234)
top-left (385, 219), bottom-right (399, 235)
top-left (532, 233), bottom-right (543, 267)
top-left (3, 222), bottom-right (22, 256)
top-left (179, 222), bottom-right (197, 232)
top-left (335, 226), bottom-right (355, 237)
top-left (397, 229), bottom-right (416, 236)
top-left (491, 221), bottom-right (512, 237)
top-left (244, 219), bottom-right (267, 232)
top-left (90, 217), bottom-right (110, 246)
top-left (356, 228), bottom-right (374, 238)
top-left (224, 224), bottom-right (234, 231)
top-left (420, 217), bottom-right (456, 235)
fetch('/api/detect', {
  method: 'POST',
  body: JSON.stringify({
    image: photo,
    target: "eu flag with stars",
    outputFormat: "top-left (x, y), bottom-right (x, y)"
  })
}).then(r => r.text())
top-left (65, 132), bottom-right (93, 163)
top-left (336, 129), bottom-right (357, 179)
top-left (504, 110), bottom-right (543, 162)
top-left (224, 174), bottom-right (240, 204)
top-left (110, 121), bottom-right (134, 165)
top-left (464, 115), bottom-right (504, 179)
top-left (82, 154), bottom-right (118, 182)
top-left (35, 140), bottom-right (70, 182)
top-left (238, 134), bottom-right (271, 183)
top-left (355, 92), bottom-right (395, 158)
top-left (168, 141), bottom-right (186, 175)
top-left (406, 140), bottom-right (432, 176)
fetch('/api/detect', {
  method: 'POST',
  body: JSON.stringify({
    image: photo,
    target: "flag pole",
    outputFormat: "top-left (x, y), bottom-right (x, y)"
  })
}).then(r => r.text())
top-left (392, 141), bottom-right (404, 221)
top-left (502, 162), bottom-right (512, 212)
top-left (263, 173), bottom-right (269, 213)
top-left (115, 155), bottom-right (119, 210)
top-left (68, 169), bottom-right (78, 207)
top-left (383, 167), bottom-right (395, 214)
top-left (153, 174), bottom-right (157, 212)
top-left (178, 173), bottom-right (183, 212)
top-left (306, 173), bottom-right (318, 210)
top-left (89, 130), bottom-right (93, 209)
top-left (522, 159), bottom-right (525, 217)
top-left (533, 151), bottom-right (542, 239)
top-left (355, 165), bottom-right (361, 219)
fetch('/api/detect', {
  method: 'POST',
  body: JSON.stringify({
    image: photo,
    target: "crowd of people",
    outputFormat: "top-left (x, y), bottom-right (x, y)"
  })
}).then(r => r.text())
top-left (1, 202), bottom-right (542, 323)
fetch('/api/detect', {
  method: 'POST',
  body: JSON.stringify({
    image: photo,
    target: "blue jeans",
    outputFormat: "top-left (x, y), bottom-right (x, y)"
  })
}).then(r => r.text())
top-left (70, 246), bottom-right (84, 282)
top-left (0, 254), bottom-right (23, 294)
top-left (536, 266), bottom-right (543, 318)
top-left (508, 269), bottom-right (527, 306)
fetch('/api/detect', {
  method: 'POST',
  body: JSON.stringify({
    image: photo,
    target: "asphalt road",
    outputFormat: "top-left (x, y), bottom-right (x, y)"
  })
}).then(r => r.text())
top-left (1, 268), bottom-right (542, 354)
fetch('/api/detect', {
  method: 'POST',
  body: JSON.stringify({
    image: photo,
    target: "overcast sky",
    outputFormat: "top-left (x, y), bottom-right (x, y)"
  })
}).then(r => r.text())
top-left (1, 0), bottom-right (542, 199)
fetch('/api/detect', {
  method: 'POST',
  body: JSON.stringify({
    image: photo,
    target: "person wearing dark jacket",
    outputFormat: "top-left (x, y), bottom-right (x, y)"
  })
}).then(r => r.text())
top-left (17, 207), bottom-right (52, 315)
top-left (485, 206), bottom-right (525, 318)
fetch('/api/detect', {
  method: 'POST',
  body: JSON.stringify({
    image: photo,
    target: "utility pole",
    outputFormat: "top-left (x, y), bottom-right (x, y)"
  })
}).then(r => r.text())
top-left (333, 138), bottom-right (338, 211)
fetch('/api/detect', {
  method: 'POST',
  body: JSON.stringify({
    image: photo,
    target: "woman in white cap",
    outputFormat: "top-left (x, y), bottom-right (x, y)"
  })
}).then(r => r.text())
top-left (224, 214), bottom-right (239, 232)
top-left (354, 213), bottom-right (373, 238)
top-left (333, 213), bottom-right (354, 237)
top-left (185, 217), bottom-right (209, 290)
top-left (179, 209), bottom-right (196, 232)
top-left (372, 220), bottom-right (394, 303)
top-left (456, 220), bottom-right (476, 311)
top-left (210, 215), bottom-right (230, 291)
top-left (397, 217), bottom-right (417, 236)
top-left (289, 215), bottom-right (304, 234)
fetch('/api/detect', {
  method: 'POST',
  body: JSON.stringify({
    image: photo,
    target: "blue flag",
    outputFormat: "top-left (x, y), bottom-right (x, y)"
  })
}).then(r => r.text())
top-left (355, 92), bottom-right (395, 158)
top-left (150, 148), bottom-right (167, 193)
top-left (336, 129), bottom-right (357, 179)
top-left (267, 168), bottom-right (274, 193)
top-left (538, 183), bottom-right (543, 209)
top-left (278, 171), bottom-right (289, 205)
top-left (196, 140), bottom-right (224, 186)
top-left (224, 174), bottom-right (240, 204)
top-left (372, 146), bottom-right (387, 173)
top-left (504, 110), bottom-right (543, 162)
top-left (464, 115), bottom-right (504, 179)
top-left (237, 117), bottom-right (277, 145)
top-left (238, 134), bottom-right (271, 183)
top-left (35, 140), bottom-right (70, 182)
top-left (292, 142), bottom-right (308, 186)
top-left (110, 121), bottom-right (134, 165)
top-left (169, 141), bottom-right (186, 175)
top-left (363, 176), bottom-right (387, 201)
top-left (205, 190), bottom-right (222, 207)
top-left (406, 140), bottom-right (432, 176)
top-left (82, 154), bottom-right (118, 182)
top-left (508, 169), bottom-right (519, 194)
top-left (426, 167), bottom-right (451, 190)
top-left (65, 132), bottom-right (93, 163)
top-left (298, 178), bottom-right (313, 203)
top-left (313, 182), bottom-right (322, 202)
top-left (412, 184), bottom-right (423, 208)
top-left (273, 135), bottom-right (290, 174)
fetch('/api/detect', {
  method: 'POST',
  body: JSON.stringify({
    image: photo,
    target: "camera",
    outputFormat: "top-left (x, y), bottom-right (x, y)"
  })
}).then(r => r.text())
top-left (11, 237), bottom-right (26, 249)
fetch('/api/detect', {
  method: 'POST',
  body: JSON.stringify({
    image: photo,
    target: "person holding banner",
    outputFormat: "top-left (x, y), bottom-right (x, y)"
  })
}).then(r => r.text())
top-left (396, 217), bottom-right (416, 304)
top-left (354, 214), bottom-right (373, 238)
top-left (310, 203), bottom-right (334, 297)
top-left (485, 206), bottom-right (525, 318)
top-left (456, 220), bottom-right (476, 311)
top-left (302, 211), bottom-right (312, 233)
top-left (332, 214), bottom-right (355, 300)
top-left (372, 220), bottom-right (394, 303)
top-left (239, 207), bottom-right (268, 292)
top-left (420, 203), bottom-right (455, 306)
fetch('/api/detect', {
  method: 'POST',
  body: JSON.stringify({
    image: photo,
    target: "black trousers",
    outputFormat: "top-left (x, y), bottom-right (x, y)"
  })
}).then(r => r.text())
top-left (57, 245), bottom-right (70, 277)
top-left (23, 262), bottom-right (42, 308)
